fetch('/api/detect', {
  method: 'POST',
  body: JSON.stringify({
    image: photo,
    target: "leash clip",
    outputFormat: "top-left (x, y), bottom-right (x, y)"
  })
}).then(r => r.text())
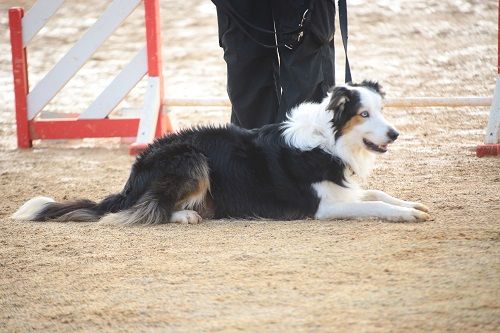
top-left (299, 9), bottom-right (309, 28)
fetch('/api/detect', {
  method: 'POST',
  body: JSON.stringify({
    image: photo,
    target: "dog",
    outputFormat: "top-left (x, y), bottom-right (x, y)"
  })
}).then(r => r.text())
top-left (12, 80), bottom-right (429, 224)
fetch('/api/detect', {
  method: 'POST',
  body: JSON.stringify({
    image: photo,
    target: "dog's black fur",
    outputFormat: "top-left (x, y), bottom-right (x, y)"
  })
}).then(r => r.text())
top-left (24, 81), bottom-right (387, 223)
top-left (35, 124), bottom-right (350, 221)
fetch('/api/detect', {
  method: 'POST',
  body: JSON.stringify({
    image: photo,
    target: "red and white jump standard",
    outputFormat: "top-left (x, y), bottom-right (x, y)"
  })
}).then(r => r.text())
top-left (8, 0), bottom-right (171, 154)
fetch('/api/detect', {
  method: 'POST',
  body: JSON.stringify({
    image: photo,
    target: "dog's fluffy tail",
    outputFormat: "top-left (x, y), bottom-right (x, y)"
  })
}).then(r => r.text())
top-left (98, 192), bottom-right (171, 225)
top-left (11, 192), bottom-right (133, 222)
top-left (12, 143), bottom-right (211, 225)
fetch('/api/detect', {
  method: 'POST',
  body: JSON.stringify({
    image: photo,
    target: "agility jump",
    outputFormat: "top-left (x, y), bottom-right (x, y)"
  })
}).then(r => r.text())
top-left (8, 0), bottom-right (171, 154)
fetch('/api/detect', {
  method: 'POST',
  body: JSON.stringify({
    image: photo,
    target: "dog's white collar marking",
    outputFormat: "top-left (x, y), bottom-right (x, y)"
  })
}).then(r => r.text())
top-left (281, 91), bottom-right (376, 179)
top-left (281, 96), bottom-right (336, 154)
top-left (335, 135), bottom-right (376, 179)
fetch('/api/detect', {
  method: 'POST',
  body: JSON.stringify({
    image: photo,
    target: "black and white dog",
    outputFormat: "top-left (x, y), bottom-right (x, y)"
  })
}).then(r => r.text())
top-left (13, 81), bottom-right (429, 224)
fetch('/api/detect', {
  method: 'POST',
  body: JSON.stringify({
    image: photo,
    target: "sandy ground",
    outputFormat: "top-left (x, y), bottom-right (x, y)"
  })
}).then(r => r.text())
top-left (0, 0), bottom-right (499, 332)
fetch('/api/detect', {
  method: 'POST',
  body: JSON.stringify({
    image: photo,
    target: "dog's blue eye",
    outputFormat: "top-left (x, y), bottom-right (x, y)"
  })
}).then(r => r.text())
top-left (360, 111), bottom-right (369, 118)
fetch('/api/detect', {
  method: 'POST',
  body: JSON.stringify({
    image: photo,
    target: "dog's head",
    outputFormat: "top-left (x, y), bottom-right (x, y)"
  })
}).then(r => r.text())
top-left (327, 80), bottom-right (398, 154)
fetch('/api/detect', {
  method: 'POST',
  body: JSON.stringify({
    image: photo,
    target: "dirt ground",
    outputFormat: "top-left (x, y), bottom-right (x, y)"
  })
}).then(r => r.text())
top-left (0, 0), bottom-right (499, 332)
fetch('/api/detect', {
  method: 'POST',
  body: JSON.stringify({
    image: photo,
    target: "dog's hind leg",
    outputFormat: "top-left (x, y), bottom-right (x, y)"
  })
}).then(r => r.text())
top-left (170, 210), bottom-right (203, 224)
top-left (100, 144), bottom-right (211, 225)
top-left (361, 190), bottom-right (429, 212)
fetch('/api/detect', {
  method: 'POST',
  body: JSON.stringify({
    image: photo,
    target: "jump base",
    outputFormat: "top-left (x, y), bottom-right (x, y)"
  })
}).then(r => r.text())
top-left (476, 144), bottom-right (500, 157)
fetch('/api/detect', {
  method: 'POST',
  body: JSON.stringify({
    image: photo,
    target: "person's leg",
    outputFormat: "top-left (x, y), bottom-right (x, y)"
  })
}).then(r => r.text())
top-left (272, 0), bottom-right (336, 123)
top-left (216, 1), bottom-right (280, 129)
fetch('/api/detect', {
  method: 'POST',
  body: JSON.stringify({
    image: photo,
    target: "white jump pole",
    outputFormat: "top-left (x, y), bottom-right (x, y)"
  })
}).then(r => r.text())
top-left (164, 97), bottom-right (492, 108)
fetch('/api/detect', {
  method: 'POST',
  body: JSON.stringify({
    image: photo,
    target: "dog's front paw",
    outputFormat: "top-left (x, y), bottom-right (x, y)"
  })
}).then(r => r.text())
top-left (412, 208), bottom-right (430, 222)
top-left (403, 208), bottom-right (430, 222)
top-left (399, 200), bottom-right (429, 213)
top-left (170, 210), bottom-right (202, 224)
top-left (411, 202), bottom-right (429, 213)
top-left (387, 207), bottom-right (430, 222)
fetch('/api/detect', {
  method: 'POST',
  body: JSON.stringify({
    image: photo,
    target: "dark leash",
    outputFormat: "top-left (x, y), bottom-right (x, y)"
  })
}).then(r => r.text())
top-left (338, 0), bottom-right (352, 83)
top-left (212, 0), bottom-right (352, 83)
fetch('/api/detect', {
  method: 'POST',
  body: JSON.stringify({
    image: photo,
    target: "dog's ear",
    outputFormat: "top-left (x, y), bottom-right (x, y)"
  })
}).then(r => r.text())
top-left (327, 86), bottom-right (352, 126)
top-left (327, 86), bottom-right (351, 111)
top-left (360, 80), bottom-right (385, 98)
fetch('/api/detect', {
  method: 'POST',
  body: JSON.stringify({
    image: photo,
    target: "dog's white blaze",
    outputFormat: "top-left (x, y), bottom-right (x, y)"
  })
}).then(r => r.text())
top-left (11, 196), bottom-right (54, 220)
top-left (353, 86), bottom-right (382, 111)
top-left (335, 87), bottom-right (395, 178)
top-left (352, 86), bottom-right (396, 145)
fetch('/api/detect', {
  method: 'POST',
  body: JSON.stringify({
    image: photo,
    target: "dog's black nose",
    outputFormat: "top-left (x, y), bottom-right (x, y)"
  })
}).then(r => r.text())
top-left (387, 129), bottom-right (399, 141)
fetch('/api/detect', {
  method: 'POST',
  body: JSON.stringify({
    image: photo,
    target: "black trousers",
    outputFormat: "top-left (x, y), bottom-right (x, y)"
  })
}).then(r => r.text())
top-left (216, 0), bottom-right (336, 129)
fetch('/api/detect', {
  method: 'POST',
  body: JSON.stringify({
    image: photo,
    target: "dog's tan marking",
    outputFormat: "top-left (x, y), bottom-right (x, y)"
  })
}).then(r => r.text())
top-left (341, 115), bottom-right (366, 136)
top-left (175, 177), bottom-right (210, 211)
